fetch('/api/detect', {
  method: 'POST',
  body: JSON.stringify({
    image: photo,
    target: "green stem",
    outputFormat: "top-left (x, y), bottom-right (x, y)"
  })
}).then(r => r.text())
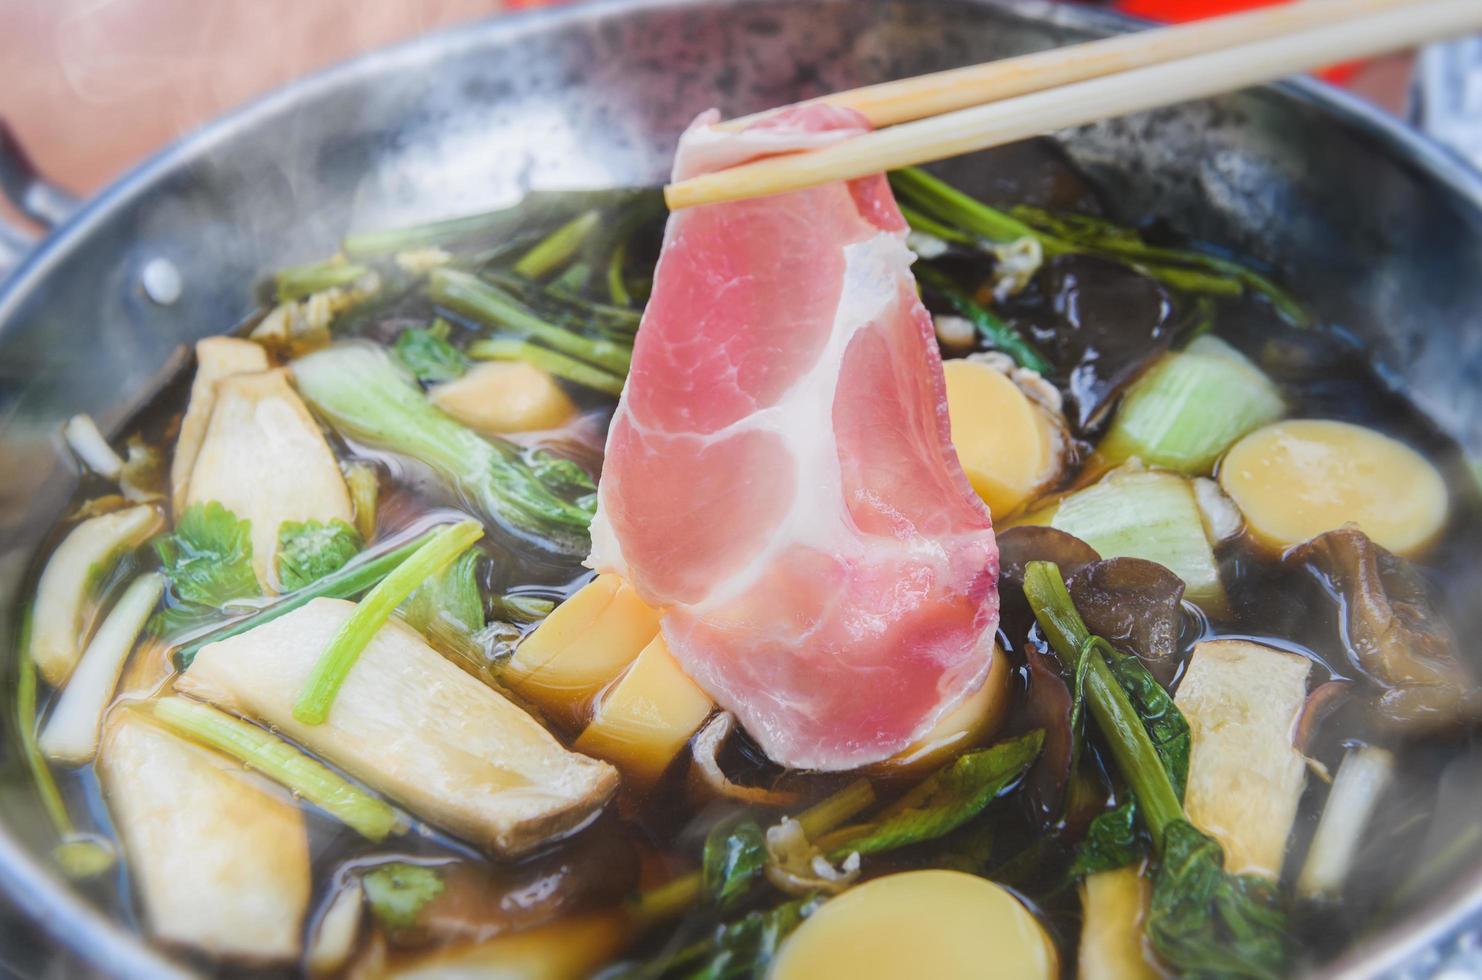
top-left (153, 697), bottom-right (400, 840)
top-left (275, 260), bottom-right (371, 302)
top-left (606, 240), bottom-right (633, 307)
top-left (515, 211), bottom-right (602, 280)
top-left (890, 168), bottom-right (1068, 253)
top-left (898, 204), bottom-right (977, 246)
top-left (429, 268), bottom-right (632, 375)
top-left (796, 778), bottom-right (878, 839)
top-left (1023, 560), bottom-right (1183, 844)
top-left (294, 521), bottom-right (484, 725)
top-left (468, 338), bottom-right (627, 396)
top-left (172, 528), bottom-right (438, 670)
top-left (915, 266), bottom-right (1050, 374)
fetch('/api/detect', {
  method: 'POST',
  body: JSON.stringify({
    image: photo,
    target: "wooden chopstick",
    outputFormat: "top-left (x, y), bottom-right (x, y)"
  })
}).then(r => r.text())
top-left (667, 0), bottom-right (1482, 210)
top-left (720, 0), bottom-right (1414, 132)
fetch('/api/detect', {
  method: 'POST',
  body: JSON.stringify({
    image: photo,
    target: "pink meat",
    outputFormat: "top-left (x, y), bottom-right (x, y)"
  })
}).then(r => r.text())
top-left (588, 105), bottom-right (999, 770)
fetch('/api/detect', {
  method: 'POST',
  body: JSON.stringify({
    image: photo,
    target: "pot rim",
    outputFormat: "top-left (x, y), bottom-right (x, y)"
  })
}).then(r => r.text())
top-left (1, 1), bottom-right (1479, 975)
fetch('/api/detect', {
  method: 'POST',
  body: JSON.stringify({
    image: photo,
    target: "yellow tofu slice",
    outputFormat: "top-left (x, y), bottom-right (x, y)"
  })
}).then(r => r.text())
top-left (176, 597), bottom-right (619, 857)
top-left (1175, 639), bottom-right (1311, 878)
top-left (185, 370), bottom-right (352, 592)
top-left (170, 337), bottom-right (270, 517)
top-left (98, 710), bottom-right (310, 962)
top-left (574, 633), bottom-right (714, 790)
top-left (430, 361), bottom-right (578, 435)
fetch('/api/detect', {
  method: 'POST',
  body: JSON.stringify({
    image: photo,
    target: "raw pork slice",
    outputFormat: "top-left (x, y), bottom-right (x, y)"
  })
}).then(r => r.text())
top-left (589, 105), bottom-right (999, 770)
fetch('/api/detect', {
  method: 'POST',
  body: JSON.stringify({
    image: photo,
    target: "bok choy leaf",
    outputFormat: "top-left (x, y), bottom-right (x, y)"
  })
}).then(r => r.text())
top-left (277, 519), bottom-right (363, 593)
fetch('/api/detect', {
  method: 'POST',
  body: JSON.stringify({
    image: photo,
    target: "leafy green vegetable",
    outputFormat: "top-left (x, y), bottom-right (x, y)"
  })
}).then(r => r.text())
top-left (1148, 821), bottom-right (1289, 979)
top-left (275, 259), bottom-right (372, 303)
top-left (1099, 638), bottom-right (1190, 800)
top-left (393, 319), bottom-right (469, 383)
top-left (400, 548), bottom-right (486, 652)
top-left (620, 897), bottom-right (820, 980)
top-left (515, 210), bottom-right (601, 280)
top-left (1024, 561), bottom-right (1290, 978)
top-left (152, 501), bottom-right (261, 634)
top-left (703, 815), bottom-right (767, 914)
top-left (294, 520), bottom-right (484, 725)
top-left (825, 729), bottom-right (1043, 859)
top-left (1069, 802), bottom-right (1144, 879)
top-left (171, 527), bottom-right (439, 670)
top-left (277, 519), bottom-right (363, 592)
top-left (363, 862), bottom-right (445, 930)
top-left (495, 593), bottom-right (557, 624)
top-left (914, 265), bottom-right (1049, 373)
top-left (292, 344), bottom-right (595, 554)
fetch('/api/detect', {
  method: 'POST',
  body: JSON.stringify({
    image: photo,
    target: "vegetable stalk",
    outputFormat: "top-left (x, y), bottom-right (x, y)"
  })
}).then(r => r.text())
top-left (915, 266), bottom-right (1049, 373)
top-left (293, 520), bottom-right (484, 724)
top-left (275, 260), bottom-right (372, 303)
top-left (514, 210), bottom-right (601, 280)
top-left (468, 338), bottom-right (627, 396)
top-left (153, 697), bottom-right (400, 841)
top-left (429, 269), bottom-right (632, 375)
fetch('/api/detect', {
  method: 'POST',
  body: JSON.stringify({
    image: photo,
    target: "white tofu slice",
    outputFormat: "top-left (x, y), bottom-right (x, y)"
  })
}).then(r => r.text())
top-left (98, 710), bottom-right (310, 961)
top-left (1174, 638), bottom-right (1311, 878)
top-left (170, 337), bottom-right (270, 517)
top-left (184, 369), bottom-right (352, 592)
top-left (176, 597), bottom-right (619, 857)
top-left (30, 504), bottom-right (163, 686)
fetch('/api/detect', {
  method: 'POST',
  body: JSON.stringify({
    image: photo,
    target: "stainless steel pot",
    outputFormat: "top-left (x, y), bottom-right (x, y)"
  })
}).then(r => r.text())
top-left (2, 0), bottom-right (1481, 975)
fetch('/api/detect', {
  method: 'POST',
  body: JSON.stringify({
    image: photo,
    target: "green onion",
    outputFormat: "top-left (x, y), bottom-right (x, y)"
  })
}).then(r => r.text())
top-left (293, 521), bottom-right (484, 725)
top-left (515, 211), bottom-right (602, 280)
top-left (171, 528), bottom-right (438, 670)
top-left (914, 266), bottom-right (1050, 373)
top-left (890, 168), bottom-right (1056, 251)
top-left (429, 268), bottom-right (632, 375)
top-left (1100, 335), bottom-right (1285, 475)
top-left (275, 259), bottom-right (372, 303)
top-left (153, 697), bottom-right (400, 840)
top-left (468, 338), bottom-right (627, 396)
top-left (1047, 465), bottom-right (1226, 612)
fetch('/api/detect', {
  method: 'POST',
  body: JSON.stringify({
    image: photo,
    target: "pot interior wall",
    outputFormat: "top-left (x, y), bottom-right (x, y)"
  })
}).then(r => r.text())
top-left (1, 0), bottom-right (1480, 972)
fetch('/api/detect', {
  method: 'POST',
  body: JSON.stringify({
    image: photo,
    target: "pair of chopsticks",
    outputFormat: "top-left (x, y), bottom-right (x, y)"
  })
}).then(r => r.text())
top-left (665, 0), bottom-right (1482, 210)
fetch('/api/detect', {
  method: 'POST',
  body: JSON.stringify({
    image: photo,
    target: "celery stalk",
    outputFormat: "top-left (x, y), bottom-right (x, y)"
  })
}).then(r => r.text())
top-left (514, 211), bottom-right (601, 280)
top-left (428, 269), bottom-right (632, 375)
top-left (607, 240), bottom-right (633, 307)
top-left (153, 696), bottom-right (399, 841)
top-left (293, 521), bottom-right (484, 724)
top-left (468, 338), bottom-right (626, 396)
top-left (1100, 336), bottom-right (1285, 475)
top-left (1048, 465), bottom-right (1226, 611)
top-left (275, 260), bottom-right (372, 303)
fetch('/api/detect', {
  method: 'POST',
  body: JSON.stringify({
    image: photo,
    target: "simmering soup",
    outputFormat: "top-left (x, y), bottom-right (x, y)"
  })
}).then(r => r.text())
top-left (14, 117), bottom-right (1482, 978)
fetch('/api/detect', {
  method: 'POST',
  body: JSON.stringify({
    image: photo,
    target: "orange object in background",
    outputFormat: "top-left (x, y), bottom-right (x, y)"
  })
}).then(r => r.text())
top-left (1115, 0), bottom-right (1363, 83)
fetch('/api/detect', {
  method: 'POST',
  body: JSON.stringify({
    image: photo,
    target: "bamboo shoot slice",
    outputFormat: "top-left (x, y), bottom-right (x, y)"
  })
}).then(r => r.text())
top-left (170, 337), bottom-right (270, 516)
top-left (573, 634), bottom-right (714, 790)
top-left (504, 574), bottom-right (662, 726)
top-left (185, 370), bottom-right (352, 591)
top-left (772, 871), bottom-right (1057, 980)
top-left (30, 504), bottom-right (163, 686)
top-left (1078, 866), bottom-right (1159, 980)
top-left (1174, 639), bottom-right (1311, 878)
top-left (98, 710), bottom-right (310, 961)
top-left (1219, 419), bottom-right (1448, 556)
top-left (176, 597), bottom-right (618, 856)
top-left (388, 907), bottom-right (631, 980)
top-left (430, 361), bottom-right (578, 435)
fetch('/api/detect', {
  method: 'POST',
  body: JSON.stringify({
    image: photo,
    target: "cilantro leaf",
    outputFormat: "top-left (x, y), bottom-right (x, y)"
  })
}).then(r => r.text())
top-left (362, 862), bottom-right (444, 931)
top-left (154, 502), bottom-right (260, 608)
top-left (277, 519), bottom-right (363, 592)
top-left (392, 319), bottom-right (468, 383)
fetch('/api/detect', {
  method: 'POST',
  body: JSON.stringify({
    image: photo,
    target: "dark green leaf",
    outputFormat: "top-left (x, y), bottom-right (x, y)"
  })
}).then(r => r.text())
top-left (496, 593), bottom-right (557, 624)
top-left (530, 449), bottom-right (597, 495)
top-left (685, 899), bottom-right (817, 980)
top-left (702, 816), bottom-right (766, 914)
top-left (363, 862), bottom-right (444, 931)
top-left (1097, 638), bottom-right (1190, 800)
top-left (828, 730), bottom-right (1043, 860)
top-left (915, 265), bottom-right (1050, 373)
top-left (393, 319), bottom-right (468, 383)
top-left (400, 549), bottom-right (486, 645)
top-left (1148, 820), bottom-right (1289, 980)
top-left (1069, 802), bottom-right (1145, 879)
top-left (153, 502), bottom-right (260, 620)
top-left (277, 519), bottom-right (363, 592)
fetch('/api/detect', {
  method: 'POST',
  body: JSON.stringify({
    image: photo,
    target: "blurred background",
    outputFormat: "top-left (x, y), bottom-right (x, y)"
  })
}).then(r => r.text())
top-left (0, 0), bottom-right (1436, 232)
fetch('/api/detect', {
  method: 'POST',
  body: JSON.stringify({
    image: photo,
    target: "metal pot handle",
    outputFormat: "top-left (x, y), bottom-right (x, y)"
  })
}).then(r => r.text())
top-left (0, 120), bottom-right (80, 281)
